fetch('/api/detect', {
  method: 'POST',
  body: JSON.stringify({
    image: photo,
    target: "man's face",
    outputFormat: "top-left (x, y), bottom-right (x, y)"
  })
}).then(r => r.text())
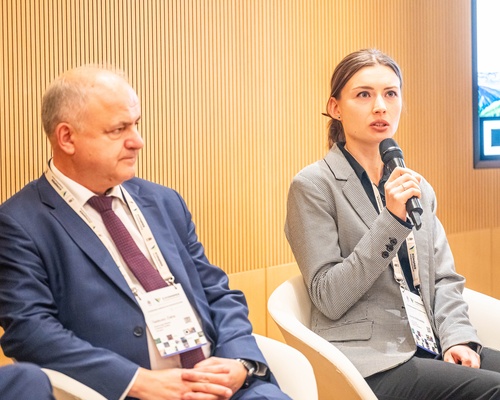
top-left (70, 78), bottom-right (143, 194)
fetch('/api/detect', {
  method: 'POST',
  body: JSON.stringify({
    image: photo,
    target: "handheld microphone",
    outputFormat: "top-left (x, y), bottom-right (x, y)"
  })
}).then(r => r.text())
top-left (379, 138), bottom-right (423, 230)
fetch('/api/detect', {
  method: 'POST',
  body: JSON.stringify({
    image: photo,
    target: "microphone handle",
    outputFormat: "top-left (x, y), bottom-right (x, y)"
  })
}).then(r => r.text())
top-left (385, 158), bottom-right (423, 230)
top-left (407, 199), bottom-right (423, 230)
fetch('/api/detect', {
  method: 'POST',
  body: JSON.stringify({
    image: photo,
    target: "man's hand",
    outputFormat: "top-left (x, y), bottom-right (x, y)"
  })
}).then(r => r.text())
top-left (182, 357), bottom-right (248, 399)
top-left (444, 344), bottom-right (481, 368)
top-left (128, 366), bottom-right (233, 400)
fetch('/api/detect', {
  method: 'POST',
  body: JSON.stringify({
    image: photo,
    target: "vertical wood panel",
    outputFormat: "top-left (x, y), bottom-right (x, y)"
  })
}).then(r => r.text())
top-left (1, 0), bottom-right (498, 278)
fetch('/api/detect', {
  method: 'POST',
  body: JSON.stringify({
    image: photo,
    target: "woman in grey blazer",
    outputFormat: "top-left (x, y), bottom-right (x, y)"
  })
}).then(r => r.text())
top-left (285, 49), bottom-right (500, 399)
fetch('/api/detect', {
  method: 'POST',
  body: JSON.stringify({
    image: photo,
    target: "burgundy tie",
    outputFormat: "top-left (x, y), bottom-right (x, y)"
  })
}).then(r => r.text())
top-left (87, 195), bottom-right (205, 368)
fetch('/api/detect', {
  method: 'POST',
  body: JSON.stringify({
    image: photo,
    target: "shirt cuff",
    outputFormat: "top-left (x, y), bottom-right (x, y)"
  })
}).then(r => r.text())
top-left (467, 342), bottom-right (483, 354)
top-left (388, 209), bottom-right (413, 228)
top-left (119, 368), bottom-right (139, 400)
top-left (253, 361), bottom-right (268, 378)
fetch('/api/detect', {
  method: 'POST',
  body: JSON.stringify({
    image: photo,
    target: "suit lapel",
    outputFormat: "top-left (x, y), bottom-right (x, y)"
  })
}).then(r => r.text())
top-left (413, 219), bottom-right (432, 305)
top-left (38, 176), bottom-right (138, 303)
top-left (122, 182), bottom-right (198, 298)
top-left (324, 146), bottom-right (379, 228)
top-left (121, 181), bottom-right (186, 281)
top-left (123, 182), bottom-right (209, 328)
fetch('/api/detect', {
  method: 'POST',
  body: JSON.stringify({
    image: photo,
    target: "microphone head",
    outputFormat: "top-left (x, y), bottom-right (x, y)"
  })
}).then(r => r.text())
top-left (379, 138), bottom-right (404, 164)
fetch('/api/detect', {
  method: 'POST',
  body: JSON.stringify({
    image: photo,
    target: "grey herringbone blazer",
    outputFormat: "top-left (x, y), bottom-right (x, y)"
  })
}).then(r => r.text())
top-left (285, 144), bottom-right (480, 377)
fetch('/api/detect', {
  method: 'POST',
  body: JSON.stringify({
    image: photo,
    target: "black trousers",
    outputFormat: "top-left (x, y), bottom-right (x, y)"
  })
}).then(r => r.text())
top-left (366, 348), bottom-right (500, 400)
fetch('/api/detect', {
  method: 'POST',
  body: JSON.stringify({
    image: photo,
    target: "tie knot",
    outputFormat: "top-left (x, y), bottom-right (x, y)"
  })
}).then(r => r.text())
top-left (87, 195), bottom-right (114, 214)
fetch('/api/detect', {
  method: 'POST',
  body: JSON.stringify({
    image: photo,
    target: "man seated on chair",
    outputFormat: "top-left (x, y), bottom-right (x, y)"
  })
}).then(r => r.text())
top-left (0, 363), bottom-right (54, 400)
top-left (0, 65), bottom-right (291, 400)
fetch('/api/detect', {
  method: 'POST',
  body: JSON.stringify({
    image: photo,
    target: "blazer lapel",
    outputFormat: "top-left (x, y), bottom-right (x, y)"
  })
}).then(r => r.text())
top-left (123, 182), bottom-right (207, 322)
top-left (325, 147), bottom-right (434, 309)
top-left (122, 181), bottom-right (184, 273)
top-left (38, 176), bottom-right (138, 303)
top-left (324, 146), bottom-right (379, 228)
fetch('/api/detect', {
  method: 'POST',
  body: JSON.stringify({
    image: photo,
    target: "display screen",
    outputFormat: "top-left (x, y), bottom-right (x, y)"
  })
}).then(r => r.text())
top-left (473, 0), bottom-right (500, 168)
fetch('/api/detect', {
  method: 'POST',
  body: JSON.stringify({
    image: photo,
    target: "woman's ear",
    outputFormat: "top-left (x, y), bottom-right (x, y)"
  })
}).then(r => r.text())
top-left (327, 97), bottom-right (340, 120)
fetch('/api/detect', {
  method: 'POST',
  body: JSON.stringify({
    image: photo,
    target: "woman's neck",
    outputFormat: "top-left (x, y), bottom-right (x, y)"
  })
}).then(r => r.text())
top-left (344, 142), bottom-right (384, 184)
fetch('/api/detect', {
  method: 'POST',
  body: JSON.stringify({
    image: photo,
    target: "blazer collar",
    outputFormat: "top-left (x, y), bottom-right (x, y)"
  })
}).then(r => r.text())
top-left (41, 176), bottom-right (194, 308)
top-left (38, 176), bottom-right (140, 304)
top-left (323, 145), bottom-right (379, 228)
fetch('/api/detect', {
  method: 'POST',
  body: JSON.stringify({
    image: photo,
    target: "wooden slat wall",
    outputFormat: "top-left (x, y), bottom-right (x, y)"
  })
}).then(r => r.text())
top-left (1, 0), bottom-right (498, 279)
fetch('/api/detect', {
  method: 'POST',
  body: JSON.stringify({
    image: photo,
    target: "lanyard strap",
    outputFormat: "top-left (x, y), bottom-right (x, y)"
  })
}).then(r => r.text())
top-left (45, 166), bottom-right (175, 293)
top-left (371, 183), bottom-right (421, 290)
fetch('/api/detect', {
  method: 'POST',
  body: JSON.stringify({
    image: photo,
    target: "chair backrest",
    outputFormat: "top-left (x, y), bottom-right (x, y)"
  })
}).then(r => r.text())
top-left (268, 275), bottom-right (377, 400)
top-left (463, 288), bottom-right (500, 350)
top-left (269, 275), bottom-right (500, 400)
top-left (253, 333), bottom-right (318, 400)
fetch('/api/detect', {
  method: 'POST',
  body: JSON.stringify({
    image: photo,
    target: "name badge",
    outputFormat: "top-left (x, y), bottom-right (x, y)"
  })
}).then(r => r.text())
top-left (400, 287), bottom-right (439, 355)
top-left (137, 284), bottom-right (207, 357)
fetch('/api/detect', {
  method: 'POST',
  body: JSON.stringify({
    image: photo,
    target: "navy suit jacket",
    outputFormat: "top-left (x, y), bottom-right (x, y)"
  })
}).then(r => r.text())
top-left (0, 363), bottom-right (54, 400)
top-left (0, 175), bottom-right (265, 399)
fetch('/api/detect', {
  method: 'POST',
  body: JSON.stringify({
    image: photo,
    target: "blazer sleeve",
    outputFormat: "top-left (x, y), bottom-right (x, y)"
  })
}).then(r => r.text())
top-left (423, 187), bottom-right (481, 352)
top-left (0, 211), bottom-right (140, 399)
top-left (284, 166), bottom-right (412, 320)
top-left (154, 189), bottom-right (268, 365)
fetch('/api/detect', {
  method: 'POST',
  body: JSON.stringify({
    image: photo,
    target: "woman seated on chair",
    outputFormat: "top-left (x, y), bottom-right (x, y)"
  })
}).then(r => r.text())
top-left (285, 48), bottom-right (500, 400)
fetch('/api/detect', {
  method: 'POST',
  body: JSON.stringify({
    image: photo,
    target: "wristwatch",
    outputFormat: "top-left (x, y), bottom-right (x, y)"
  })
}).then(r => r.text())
top-left (236, 358), bottom-right (257, 388)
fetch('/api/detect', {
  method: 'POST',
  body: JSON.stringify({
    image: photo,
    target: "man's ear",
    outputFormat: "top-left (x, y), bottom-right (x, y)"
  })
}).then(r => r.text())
top-left (54, 122), bottom-right (76, 155)
top-left (327, 97), bottom-right (340, 119)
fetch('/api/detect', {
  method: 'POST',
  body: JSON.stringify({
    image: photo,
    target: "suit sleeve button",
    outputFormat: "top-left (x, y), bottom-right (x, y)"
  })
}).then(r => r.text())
top-left (133, 326), bottom-right (144, 337)
top-left (389, 237), bottom-right (398, 245)
top-left (386, 244), bottom-right (394, 251)
top-left (382, 251), bottom-right (390, 259)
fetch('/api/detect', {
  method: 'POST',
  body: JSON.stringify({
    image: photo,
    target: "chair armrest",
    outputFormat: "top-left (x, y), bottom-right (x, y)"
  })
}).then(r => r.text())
top-left (253, 333), bottom-right (318, 400)
top-left (268, 276), bottom-right (377, 400)
top-left (41, 368), bottom-right (106, 400)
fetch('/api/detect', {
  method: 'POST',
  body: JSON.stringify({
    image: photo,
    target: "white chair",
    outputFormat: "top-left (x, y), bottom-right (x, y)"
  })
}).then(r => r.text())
top-left (42, 333), bottom-right (317, 400)
top-left (463, 287), bottom-right (500, 350)
top-left (254, 333), bottom-right (318, 400)
top-left (41, 368), bottom-right (106, 400)
top-left (268, 275), bottom-right (376, 400)
top-left (268, 274), bottom-right (500, 400)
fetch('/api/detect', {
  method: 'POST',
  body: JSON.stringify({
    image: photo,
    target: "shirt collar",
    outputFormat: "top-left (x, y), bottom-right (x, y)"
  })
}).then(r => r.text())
top-left (337, 142), bottom-right (390, 186)
top-left (337, 142), bottom-right (366, 182)
top-left (48, 159), bottom-right (125, 206)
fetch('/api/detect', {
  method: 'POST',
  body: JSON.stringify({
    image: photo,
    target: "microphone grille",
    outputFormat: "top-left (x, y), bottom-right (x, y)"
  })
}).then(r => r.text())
top-left (379, 138), bottom-right (403, 164)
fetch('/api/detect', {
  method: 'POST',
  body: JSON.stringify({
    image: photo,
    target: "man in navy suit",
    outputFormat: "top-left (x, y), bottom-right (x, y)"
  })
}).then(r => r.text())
top-left (0, 66), bottom-right (290, 400)
top-left (0, 363), bottom-right (54, 400)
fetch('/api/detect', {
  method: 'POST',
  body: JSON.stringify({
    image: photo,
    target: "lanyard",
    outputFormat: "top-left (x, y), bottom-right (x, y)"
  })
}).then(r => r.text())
top-left (371, 182), bottom-right (421, 290)
top-left (44, 166), bottom-right (175, 294)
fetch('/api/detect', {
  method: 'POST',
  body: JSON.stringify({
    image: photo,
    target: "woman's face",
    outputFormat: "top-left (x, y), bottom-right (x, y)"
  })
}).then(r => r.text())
top-left (329, 64), bottom-right (402, 149)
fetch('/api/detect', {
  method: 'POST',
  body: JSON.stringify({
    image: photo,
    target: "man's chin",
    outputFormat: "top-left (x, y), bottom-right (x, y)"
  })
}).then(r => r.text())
top-left (121, 170), bottom-right (137, 182)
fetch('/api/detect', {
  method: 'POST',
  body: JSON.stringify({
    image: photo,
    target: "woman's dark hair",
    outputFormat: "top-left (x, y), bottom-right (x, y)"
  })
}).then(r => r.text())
top-left (326, 49), bottom-right (403, 148)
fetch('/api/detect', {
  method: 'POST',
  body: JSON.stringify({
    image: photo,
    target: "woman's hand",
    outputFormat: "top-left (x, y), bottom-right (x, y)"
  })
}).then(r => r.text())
top-left (384, 166), bottom-right (422, 221)
top-left (444, 345), bottom-right (481, 368)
